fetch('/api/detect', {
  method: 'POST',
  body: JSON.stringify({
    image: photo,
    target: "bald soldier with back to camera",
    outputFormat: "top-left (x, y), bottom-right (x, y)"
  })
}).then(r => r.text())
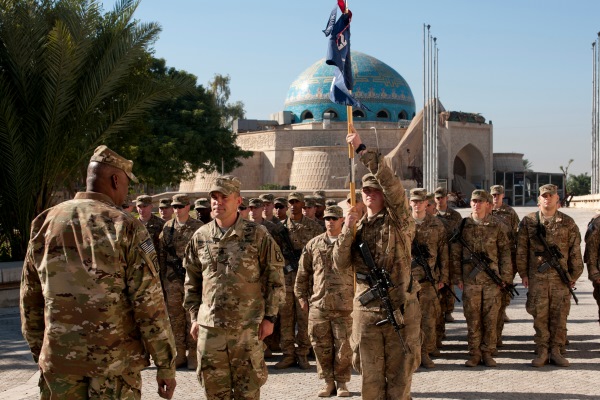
top-left (21, 146), bottom-right (176, 399)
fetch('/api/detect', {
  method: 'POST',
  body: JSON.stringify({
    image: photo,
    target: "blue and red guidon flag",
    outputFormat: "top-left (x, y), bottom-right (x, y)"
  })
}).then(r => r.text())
top-left (323, 3), bottom-right (369, 111)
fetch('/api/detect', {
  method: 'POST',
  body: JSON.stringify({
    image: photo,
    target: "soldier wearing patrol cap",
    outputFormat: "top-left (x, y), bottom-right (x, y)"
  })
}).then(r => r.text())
top-left (260, 193), bottom-right (281, 225)
top-left (158, 193), bottom-right (203, 369)
top-left (21, 145), bottom-right (177, 399)
top-left (159, 198), bottom-right (174, 221)
top-left (239, 197), bottom-right (251, 219)
top-left (122, 197), bottom-right (135, 213)
top-left (409, 188), bottom-right (449, 369)
top-left (585, 210), bottom-right (600, 330)
top-left (194, 197), bottom-right (212, 224)
top-left (296, 205), bottom-right (353, 397)
top-left (277, 192), bottom-right (324, 370)
top-left (451, 189), bottom-right (512, 368)
top-left (136, 195), bottom-right (165, 252)
top-left (325, 199), bottom-right (339, 207)
top-left (517, 184), bottom-right (583, 367)
top-left (274, 197), bottom-right (289, 221)
top-left (313, 190), bottom-right (327, 222)
top-left (184, 175), bottom-right (285, 399)
top-left (304, 196), bottom-right (325, 229)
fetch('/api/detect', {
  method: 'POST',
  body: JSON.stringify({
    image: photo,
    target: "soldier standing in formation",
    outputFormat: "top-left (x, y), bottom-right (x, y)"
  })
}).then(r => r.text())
top-left (517, 184), bottom-right (583, 367)
top-left (159, 198), bottom-right (174, 221)
top-left (136, 194), bottom-right (165, 251)
top-left (409, 188), bottom-right (449, 369)
top-left (313, 190), bottom-right (327, 223)
top-left (295, 205), bottom-right (353, 397)
top-left (260, 193), bottom-right (282, 225)
top-left (20, 146), bottom-right (176, 399)
top-left (425, 192), bottom-right (437, 216)
top-left (276, 192), bottom-right (324, 369)
top-left (452, 189), bottom-right (512, 368)
top-left (194, 197), bottom-right (213, 224)
top-left (334, 127), bottom-right (421, 400)
top-left (584, 214), bottom-right (600, 327)
top-left (158, 193), bottom-right (203, 369)
top-left (239, 197), bottom-right (251, 219)
top-left (274, 197), bottom-right (289, 221)
top-left (184, 176), bottom-right (285, 400)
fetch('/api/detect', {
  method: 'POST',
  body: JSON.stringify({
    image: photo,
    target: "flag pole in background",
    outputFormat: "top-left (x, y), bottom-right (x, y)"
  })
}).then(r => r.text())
top-left (343, 0), bottom-right (355, 211)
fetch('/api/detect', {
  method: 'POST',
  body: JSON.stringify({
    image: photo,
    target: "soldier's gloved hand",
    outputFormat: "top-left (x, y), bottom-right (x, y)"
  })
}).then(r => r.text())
top-left (157, 377), bottom-right (176, 399)
top-left (190, 321), bottom-right (199, 341)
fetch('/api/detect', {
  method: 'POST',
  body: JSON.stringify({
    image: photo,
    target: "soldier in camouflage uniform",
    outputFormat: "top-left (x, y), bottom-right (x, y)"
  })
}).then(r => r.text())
top-left (21, 146), bottom-right (176, 399)
top-left (184, 176), bottom-right (285, 400)
top-left (159, 198), bottom-right (174, 221)
top-left (584, 214), bottom-right (600, 326)
top-left (489, 185), bottom-right (520, 346)
top-left (276, 192), bottom-right (324, 370)
top-left (159, 193), bottom-right (203, 369)
top-left (434, 187), bottom-right (463, 338)
top-left (194, 197), bottom-right (213, 224)
top-left (425, 192), bottom-right (437, 215)
top-left (136, 195), bottom-right (165, 251)
top-left (334, 127), bottom-right (421, 400)
top-left (313, 190), bottom-right (327, 223)
top-left (452, 189), bottom-right (512, 367)
top-left (409, 188), bottom-right (449, 369)
top-left (304, 196), bottom-right (325, 229)
top-left (517, 184), bottom-right (583, 367)
top-left (260, 193), bottom-right (282, 225)
top-left (295, 206), bottom-right (353, 397)
top-left (274, 197), bottom-right (289, 221)
top-left (239, 197), bottom-right (251, 219)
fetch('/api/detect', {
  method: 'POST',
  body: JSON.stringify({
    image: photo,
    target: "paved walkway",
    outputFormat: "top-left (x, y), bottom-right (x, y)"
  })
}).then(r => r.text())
top-left (2, 206), bottom-right (600, 399)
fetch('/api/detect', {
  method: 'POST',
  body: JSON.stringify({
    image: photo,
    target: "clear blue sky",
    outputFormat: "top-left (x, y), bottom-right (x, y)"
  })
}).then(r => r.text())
top-left (102, 0), bottom-right (600, 176)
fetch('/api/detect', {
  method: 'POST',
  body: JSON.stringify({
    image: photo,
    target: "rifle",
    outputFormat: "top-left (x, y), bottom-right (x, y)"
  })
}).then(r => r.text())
top-left (450, 222), bottom-right (519, 299)
top-left (276, 223), bottom-right (302, 274)
top-left (356, 241), bottom-right (409, 354)
top-left (535, 215), bottom-right (579, 305)
top-left (411, 242), bottom-right (436, 290)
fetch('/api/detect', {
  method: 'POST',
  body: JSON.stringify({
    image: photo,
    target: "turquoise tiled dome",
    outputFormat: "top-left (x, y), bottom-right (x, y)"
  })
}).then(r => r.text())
top-left (284, 51), bottom-right (415, 123)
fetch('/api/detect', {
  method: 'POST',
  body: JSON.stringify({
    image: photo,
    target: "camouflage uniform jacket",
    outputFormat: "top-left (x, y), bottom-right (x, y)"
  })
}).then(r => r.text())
top-left (183, 216), bottom-right (285, 329)
top-left (492, 203), bottom-right (520, 248)
top-left (269, 215), bottom-right (282, 225)
top-left (412, 214), bottom-right (449, 284)
top-left (158, 217), bottom-right (203, 282)
top-left (295, 233), bottom-right (354, 311)
top-left (516, 210), bottom-right (583, 283)
top-left (20, 192), bottom-right (176, 379)
top-left (584, 214), bottom-right (600, 282)
top-left (333, 150), bottom-right (417, 312)
top-left (434, 207), bottom-right (462, 239)
top-left (451, 214), bottom-right (512, 285)
top-left (139, 213), bottom-right (165, 253)
top-left (282, 215), bottom-right (324, 288)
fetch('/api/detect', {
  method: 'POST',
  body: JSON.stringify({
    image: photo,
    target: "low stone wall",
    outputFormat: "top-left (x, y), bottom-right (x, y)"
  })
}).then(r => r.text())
top-left (569, 194), bottom-right (600, 212)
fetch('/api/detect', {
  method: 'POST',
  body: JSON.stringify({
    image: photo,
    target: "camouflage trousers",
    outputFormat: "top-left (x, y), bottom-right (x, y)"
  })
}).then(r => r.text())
top-left (279, 279), bottom-right (310, 358)
top-left (197, 325), bottom-right (267, 400)
top-left (164, 278), bottom-right (196, 362)
top-left (350, 298), bottom-right (421, 400)
top-left (39, 370), bottom-right (141, 399)
top-left (594, 281), bottom-right (600, 323)
top-left (308, 308), bottom-right (352, 383)
top-left (463, 283), bottom-right (501, 354)
top-left (525, 277), bottom-right (571, 350)
top-left (496, 290), bottom-right (512, 341)
top-left (436, 285), bottom-right (455, 341)
top-left (417, 282), bottom-right (441, 353)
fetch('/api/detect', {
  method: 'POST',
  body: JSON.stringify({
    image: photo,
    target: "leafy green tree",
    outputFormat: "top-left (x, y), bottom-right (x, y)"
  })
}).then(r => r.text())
top-left (567, 173), bottom-right (591, 196)
top-left (523, 158), bottom-right (533, 172)
top-left (208, 73), bottom-right (245, 129)
top-left (0, 0), bottom-right (193, 259)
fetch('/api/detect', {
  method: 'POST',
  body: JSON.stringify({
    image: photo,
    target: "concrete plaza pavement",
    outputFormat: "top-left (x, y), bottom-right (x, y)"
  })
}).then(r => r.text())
top-left (2, 206), bottom-right (600, 399)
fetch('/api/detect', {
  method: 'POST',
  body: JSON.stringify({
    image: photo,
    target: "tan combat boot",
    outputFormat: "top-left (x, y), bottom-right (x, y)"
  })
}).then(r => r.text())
top-left (550, 347), bottom-right (570, 367)
top-left (297, 355), bottom-right (311, 369)
top-left (482, 352), bottom-right (497, 367)
top-left (187, 348), bottom-right (197, 370)
top-left (336, 382), bottom-right (350, 397)
top-left (465, 352), bottom-right (481, 367)
top-left (421, 352), bottom-right (436, 369)
top-left (445, 312), bottom-right (455, 323)
top-left (317, 381), bottom-right (335, 397)
top-left (274, 356), bottom-right (296, 369)
top-left (531, 347), bottom-right (548, 367)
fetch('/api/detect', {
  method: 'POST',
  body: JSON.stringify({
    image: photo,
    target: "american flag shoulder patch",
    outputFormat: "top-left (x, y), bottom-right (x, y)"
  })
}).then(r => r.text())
top-left (140, 238), bottom-right (155, 254)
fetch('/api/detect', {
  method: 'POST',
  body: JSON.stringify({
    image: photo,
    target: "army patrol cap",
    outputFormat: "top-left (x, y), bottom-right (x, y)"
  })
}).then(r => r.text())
top-left (434, 187), bottom-right (448, 198)
top-left (303, 197), bottom-right (316, 207)
top-left (490, 185), bottom-right (505, 195)
top-left (259, 193), bottom-right (275, 203)
top-left (194, 197), bottom-right (210, 209)
top-left (158, 198), bottom-right (172, 208)
top-left (539, 184), bottom-right (558, 196)
top-left (313, 190), bottom-right (326, 198)
top-left (410, 188), bottom-right (427, 201)
top-left (426, 192), bottom-right (435, 203)
top-left (209, 175), bottom-right (241, 196)
top-left (240, 197), bottom-right (250, 207)
top-left (248, 198), bottom-right (264, 208)
top-left (135, 195), bottom-right (152, 206)
top-left (326, 199), bottom-right (339, 206)
top-left (471, 189), bottom-right (489, 201)
top-left (274, 197), bottom-right (288, 207)
top-left (90, 145), bottom-right (138, 183)
top-left (361, 173), bottom-right (382, 191)
top-left (288, 192), bottom-right (305, 202)
top-left (171, 193), bottom-right (190, 206)
top-left (324, 205), bottom-right (344, 219)
top-left (313, 197), bottom-right (325, 207)
top-left (346, 192), bottom-right (363, 204)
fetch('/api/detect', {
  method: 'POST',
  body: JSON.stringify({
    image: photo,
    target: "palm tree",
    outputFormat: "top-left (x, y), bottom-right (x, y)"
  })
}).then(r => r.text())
top-left (0, 0), bottom-right (194, 259)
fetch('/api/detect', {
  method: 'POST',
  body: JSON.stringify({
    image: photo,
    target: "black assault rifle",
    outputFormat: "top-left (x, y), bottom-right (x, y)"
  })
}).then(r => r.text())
top-left (275, 224), bottom-right (301, 274)
top-left (450, 225), bottom-right (519, 299)
top-left (535, 218), bottom-right (579, 305)
top-left (356, 242), bottom-right (409, 354)
top-left (411, 241), bottom-right (461, 303)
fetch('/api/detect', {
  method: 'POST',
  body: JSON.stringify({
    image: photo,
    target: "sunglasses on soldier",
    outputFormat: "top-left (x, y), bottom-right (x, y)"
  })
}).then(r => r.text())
top-left (324, 217), bottom-right (339, 221)
top-left (172, 205), bottom-right (185, 209)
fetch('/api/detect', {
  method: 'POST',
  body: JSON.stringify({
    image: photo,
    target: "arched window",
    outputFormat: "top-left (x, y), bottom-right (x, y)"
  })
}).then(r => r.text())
top-left (398, 110), bottom-right (408, 120)
top-left (353, 110), bottom-right (365, 118)
top-left (376, 110), bottom-right (389, 119)
top-left (301, 110), bottom-right (314, 120)
top-left (323, 109), bottom-right (338, 119)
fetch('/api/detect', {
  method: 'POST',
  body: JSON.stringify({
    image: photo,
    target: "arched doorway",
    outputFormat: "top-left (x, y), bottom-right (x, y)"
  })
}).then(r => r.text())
top-left (453, 144), bottom-right (486, 190)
